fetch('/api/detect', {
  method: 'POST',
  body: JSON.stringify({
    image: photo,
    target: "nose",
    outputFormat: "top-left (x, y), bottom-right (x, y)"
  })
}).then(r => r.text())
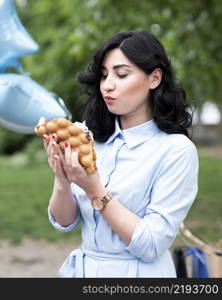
top-left (102, 75), bottom-right (115, 92)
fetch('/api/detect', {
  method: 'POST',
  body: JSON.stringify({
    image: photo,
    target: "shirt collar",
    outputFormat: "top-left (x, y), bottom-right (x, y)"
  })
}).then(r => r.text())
top-left (106, 117), bottom-right (160, 149)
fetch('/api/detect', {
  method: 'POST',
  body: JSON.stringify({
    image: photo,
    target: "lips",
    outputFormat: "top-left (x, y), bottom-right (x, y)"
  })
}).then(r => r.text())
top-left (104, 96), bottom-right (117, 104)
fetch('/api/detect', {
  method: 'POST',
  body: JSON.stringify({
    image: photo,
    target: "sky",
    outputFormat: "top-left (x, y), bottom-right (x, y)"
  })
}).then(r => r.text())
top-left (193, 101), bottom-right (221, 125)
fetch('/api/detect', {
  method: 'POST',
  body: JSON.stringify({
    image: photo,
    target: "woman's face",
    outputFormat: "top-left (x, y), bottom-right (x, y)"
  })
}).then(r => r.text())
top-left (100, 48), bottom-right (161, 124)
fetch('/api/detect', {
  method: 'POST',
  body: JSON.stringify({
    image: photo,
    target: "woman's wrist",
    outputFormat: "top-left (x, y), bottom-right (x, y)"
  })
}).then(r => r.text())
top-left (86, 186), bottom-right (108, 200)
top-left (54, 175), bottom-right (71, 192)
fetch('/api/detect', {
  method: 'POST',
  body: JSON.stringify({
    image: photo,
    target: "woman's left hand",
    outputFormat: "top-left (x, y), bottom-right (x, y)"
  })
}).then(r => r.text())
top-left (55, 141), bottom-right (107, 199)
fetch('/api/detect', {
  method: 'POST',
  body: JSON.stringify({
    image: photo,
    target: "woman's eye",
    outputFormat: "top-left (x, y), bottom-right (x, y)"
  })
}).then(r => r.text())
top-left (117, 74), bottom-right (128, 78)
top-left (101, 73), bottom-right (128, 80)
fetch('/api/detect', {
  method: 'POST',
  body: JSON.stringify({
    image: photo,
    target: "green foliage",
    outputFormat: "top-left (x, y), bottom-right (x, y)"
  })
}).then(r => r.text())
top-left (0, 126), bottom-right (31, 154)
top-left (16, 0), bottom-right (222, 107)
top-left (2, 0), bottom-right (222, 153)
top-left (23, 135), bottom-right (44, 164)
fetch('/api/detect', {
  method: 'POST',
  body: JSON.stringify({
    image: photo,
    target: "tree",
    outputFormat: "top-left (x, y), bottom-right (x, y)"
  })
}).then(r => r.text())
top-left (17, 0), bottom-right (222, 109)
top-left (1, 0), bottom-right (221, 154)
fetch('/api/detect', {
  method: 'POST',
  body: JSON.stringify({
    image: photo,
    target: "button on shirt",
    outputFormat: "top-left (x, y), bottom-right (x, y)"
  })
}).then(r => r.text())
top-left (48, 118), bottom-right (199, 277)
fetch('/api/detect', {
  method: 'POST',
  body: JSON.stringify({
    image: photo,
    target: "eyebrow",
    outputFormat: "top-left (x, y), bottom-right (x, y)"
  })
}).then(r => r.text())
top-left (102, 64), bottom-right (132, 70)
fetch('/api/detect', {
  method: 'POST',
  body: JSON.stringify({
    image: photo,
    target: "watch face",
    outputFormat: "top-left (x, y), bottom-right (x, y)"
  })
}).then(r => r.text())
top-left (92, 199), bottom-right (104, 211)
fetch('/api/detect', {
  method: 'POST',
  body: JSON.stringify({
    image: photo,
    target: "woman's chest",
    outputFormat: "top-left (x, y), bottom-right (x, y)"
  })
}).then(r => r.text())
top-left (94, 140), bottom-right (165, 214)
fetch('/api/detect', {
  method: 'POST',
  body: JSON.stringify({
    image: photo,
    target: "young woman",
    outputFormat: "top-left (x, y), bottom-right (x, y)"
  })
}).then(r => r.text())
top-left (43, 31), bottom-right (198, 277)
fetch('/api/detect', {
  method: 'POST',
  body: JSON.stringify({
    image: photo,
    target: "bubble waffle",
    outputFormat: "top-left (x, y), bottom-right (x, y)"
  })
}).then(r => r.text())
top-left (34, 117), bottom-right (97, 174)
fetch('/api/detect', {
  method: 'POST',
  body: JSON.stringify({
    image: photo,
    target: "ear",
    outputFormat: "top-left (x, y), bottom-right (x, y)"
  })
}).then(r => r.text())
top-left (150, 68), bottom-right (162, 90)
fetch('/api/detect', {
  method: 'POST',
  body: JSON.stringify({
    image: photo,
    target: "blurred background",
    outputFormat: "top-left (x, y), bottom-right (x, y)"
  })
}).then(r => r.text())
top-left (0, 0), bottom-right (221, 277)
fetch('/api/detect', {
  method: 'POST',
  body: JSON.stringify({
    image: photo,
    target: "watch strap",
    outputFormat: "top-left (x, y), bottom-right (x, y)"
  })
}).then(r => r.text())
top-left (92, 191), bottom-right (113, 210)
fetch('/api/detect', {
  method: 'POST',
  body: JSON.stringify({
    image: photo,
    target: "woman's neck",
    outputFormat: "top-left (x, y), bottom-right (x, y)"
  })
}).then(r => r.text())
top-left (119, 111), bottom-right (152, 130)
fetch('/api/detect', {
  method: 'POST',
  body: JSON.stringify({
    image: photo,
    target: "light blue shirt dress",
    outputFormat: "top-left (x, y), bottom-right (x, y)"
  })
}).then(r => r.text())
top-left (48, 118), bottom-right (199, 277)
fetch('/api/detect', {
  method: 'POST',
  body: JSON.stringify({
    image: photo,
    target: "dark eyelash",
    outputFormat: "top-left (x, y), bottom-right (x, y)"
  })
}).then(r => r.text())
top-left (101, 74), bottom-right (128, 80)
top-left (118, 74), bottom-right (128, 78)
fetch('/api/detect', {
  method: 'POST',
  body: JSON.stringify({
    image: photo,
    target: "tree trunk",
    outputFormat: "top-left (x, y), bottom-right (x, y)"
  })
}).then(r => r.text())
top-left (216, 103), bottom-right (222, 142)
top-left (193, 104), bottom-right (205, 143)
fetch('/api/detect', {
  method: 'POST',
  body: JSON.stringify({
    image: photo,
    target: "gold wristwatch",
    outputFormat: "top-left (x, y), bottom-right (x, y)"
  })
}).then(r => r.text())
top-left (91, 191), bottom-right (113, 211)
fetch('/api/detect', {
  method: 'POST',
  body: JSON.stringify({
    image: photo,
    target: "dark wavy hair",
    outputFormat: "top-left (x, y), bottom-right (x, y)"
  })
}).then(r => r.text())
top-left (77, 30), bottom-right (194, 142)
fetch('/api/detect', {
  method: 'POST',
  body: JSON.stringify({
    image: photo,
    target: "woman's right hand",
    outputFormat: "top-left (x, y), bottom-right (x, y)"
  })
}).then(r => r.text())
top-left (43, 134), bottom-right (70, 185)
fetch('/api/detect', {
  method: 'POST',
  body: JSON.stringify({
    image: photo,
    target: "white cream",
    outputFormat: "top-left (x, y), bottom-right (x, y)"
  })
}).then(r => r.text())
top-left (37, 116), bottom-right (46, 126)
top-left (74, 121), bottom-right (88, 132)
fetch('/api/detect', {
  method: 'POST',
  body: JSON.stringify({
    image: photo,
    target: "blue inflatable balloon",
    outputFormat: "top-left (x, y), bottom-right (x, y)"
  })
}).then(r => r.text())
top-left (0, 0), bottom-right (39, 72)
top-left (0, 73), bottom-right (72, 134)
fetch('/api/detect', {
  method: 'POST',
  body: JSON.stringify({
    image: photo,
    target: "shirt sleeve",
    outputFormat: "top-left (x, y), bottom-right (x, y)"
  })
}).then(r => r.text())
top-left (48, 199), bottom-right (82, 232)
top-left (127, 140), bottom-right (199, 263)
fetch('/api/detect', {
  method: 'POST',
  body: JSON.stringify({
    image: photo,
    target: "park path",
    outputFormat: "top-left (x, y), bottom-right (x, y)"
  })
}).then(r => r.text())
top-left (0, 239), bottom-right (77, 278)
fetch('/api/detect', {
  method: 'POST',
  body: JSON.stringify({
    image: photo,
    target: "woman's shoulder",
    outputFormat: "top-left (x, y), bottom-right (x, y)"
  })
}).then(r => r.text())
top-left (159, 131), bottom-right (198, 155)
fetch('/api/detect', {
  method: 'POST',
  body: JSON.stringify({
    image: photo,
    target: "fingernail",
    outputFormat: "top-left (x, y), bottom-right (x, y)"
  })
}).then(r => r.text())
top-left (52, 134), bottom-right (56, 139)
top-left (52, 141), bottom-right (55, 146)
top-left (54, 155), bottom-right (58, 160)
top-left (43, 135), bottom-right (47, 139)
top-left (65, 142), bottom-right (69, 148)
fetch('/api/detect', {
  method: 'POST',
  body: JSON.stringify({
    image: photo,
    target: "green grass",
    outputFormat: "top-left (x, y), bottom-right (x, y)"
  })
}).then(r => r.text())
top-left (0, 147), bottom-right (221, 245)
top-left (184, 148), bottom-right (222, 244)
top-left (0, 152), bottom-right (81, 244)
